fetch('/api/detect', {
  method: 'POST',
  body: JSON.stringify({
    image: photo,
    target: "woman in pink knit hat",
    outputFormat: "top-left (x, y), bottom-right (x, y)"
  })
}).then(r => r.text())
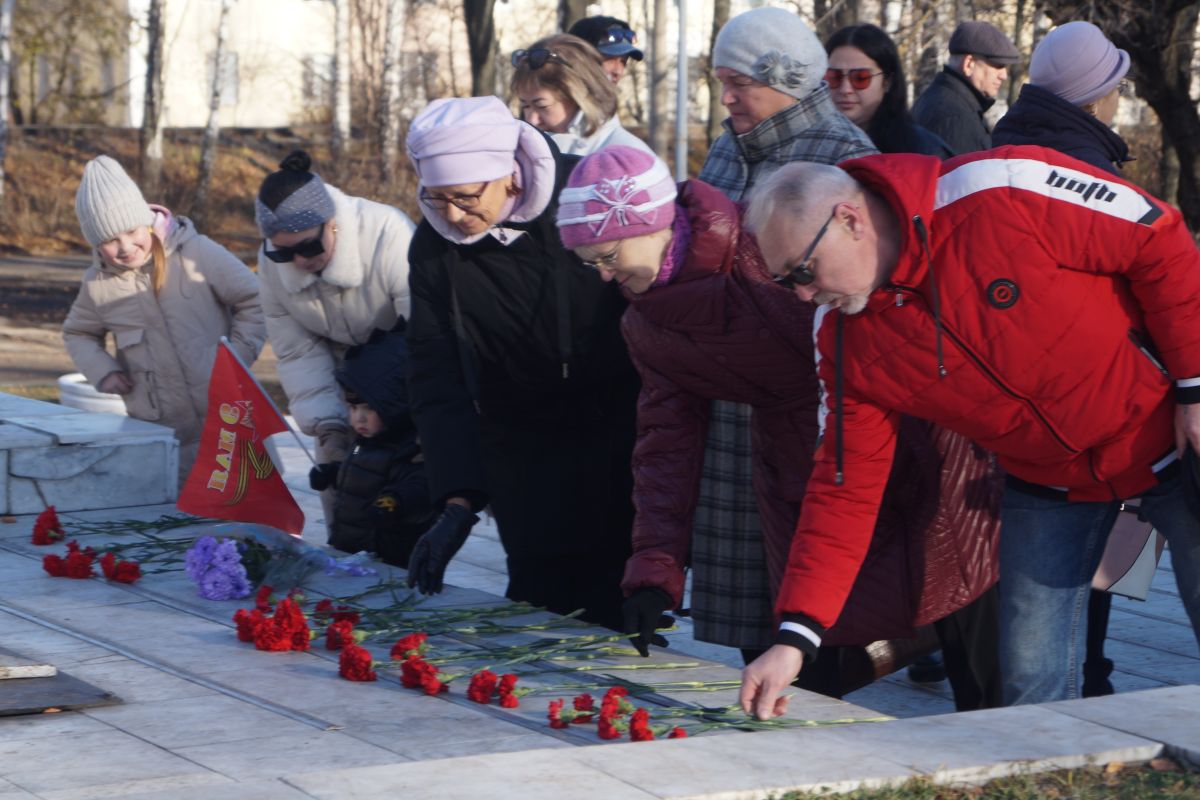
top-left (559, 146), bottom-right (1004, 710)
top-left (401, 96), bottom-right (639, 631)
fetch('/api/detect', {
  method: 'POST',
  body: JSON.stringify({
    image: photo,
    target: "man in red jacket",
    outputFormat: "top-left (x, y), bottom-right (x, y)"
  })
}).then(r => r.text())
top-left (739, 145), bottom-right (1200, 717)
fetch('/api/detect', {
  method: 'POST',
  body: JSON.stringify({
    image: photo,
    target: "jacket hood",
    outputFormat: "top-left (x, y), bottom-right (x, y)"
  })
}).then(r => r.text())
top-left (334, 323), bottom-right (414, 434)
top-left (839, 153), bottom-right (943, 297)
top-left (992, 83), bottom-right (1130, 175)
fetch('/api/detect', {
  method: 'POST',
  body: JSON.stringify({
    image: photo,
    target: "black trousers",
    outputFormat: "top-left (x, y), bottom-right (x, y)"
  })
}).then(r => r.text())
top-left (749, 586), bottom-right (1003, 711)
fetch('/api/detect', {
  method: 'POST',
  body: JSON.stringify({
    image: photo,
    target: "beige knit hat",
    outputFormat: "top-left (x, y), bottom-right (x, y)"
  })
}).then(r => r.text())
top-left (75, 156), bottom-right (154, 247)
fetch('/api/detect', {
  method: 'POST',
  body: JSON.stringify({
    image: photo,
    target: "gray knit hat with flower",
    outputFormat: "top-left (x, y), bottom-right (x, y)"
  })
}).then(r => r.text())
top-left (74, 155), bottom-right (155, 247)
top-left (713, 7), bottom-right (827, 100)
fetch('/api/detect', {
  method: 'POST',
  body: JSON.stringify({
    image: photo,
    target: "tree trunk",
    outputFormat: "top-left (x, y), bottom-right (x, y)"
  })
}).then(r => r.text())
top-left (0, 0), bottom-right (14, 207)
top-left (1007, 0), bottom-right (1027, 108)
top-left (379, 0), bottom-right (404, 181)
top-left (195, 0), bottom-right (234, 214)
top-left (648, 0), bottom-right (669, 157)
top-left (705, 0), bottom-right (730, 147)
top-left (463, 0), bottom-right (496, 98)
top-left (558, 0), bottom-right (589, 32)
top-left (140, 0), bottom-right (166, 196)
top-left (332, 0), bottom-right (352, 162)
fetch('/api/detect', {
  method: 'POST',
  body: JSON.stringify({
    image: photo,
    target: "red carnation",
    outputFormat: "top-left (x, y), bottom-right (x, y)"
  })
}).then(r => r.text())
top-left (325, 619), bottom-right (356, 651)
top-left (668, 727), bottom-right (688, 739)
top-left (42, 554), bottom-right (66, 577)
top-left (467, 669), bottom-right (498, 704)
top-left (99, 552), bottom-right (141, 584)
top-left (572, 693), bottom-right (596, 723)
top-left (629, 708), bottom-right (654, 742)
top-left (547, 699), bottom-right (569, 729)
top-left (400, 654), bottom-right (446, 694)
top-left (338, 644), bottom-right (377, 681)
top-left (420, 672), bottom-right (448, 696)
top-left (31, 506), bottom-right (65, 545)
top-left (63, 543), bottom-right (95, 579)
top-left (254, 625), bottom-right (291, 652)
top-left (255, 584), bottom-right (274, 612)
top-left (597, 714), bottom-right (622, 740)
top-left (390, 632), bottom-right (428, 660)
top-left (499, 693), bottom-right (520, 708)
top-left (233, 608), bottom-right (266, 642)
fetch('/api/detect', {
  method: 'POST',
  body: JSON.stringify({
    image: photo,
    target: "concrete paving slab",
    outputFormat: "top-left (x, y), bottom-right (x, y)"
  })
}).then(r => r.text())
top-left (63, 658), bottom-right (218, 704)
top-left (287, 748), bottom-right (661, 800)
top-left (0, 711), bottom-right (111, 743)
top-left (811, 704), bottom-right (1163, 784)
top-left (575, 727), bottom-right (919, 799)
top-left (173, 730), bottom-right (409, 780)
top-left (1045, 685), bottom-right (1200, 766)
top-left (119, 778), bottom-right (316, 800)
top-left (0, 728), bottom-right (213, 794)
top-left (0, 778), bottom-right (39, 799)
top-left (37, 772), bottom-right (235, 800)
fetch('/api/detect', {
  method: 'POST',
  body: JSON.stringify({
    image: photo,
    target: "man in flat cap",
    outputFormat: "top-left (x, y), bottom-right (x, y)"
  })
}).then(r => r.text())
top-left (912, 20), bottom-right (1021, 155)
top-left (568, 15), bottom-right (644, 84)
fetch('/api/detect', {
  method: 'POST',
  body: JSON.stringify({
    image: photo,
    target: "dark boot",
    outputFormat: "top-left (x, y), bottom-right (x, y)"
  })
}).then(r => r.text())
top-left (907, 651), bottom-right (946, 683)
top-left (1082, 656), bottom-right (1115, 697)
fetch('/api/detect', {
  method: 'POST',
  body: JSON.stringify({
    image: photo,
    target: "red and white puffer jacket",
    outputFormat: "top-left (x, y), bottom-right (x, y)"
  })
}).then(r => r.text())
top-left (777, 145), bottom-right (1200, 635)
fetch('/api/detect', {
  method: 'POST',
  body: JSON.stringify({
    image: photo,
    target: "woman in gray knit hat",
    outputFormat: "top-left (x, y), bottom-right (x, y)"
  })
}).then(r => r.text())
top-left (253, 150), bottom-right (415, 536)
top-left (62, 155), bottom-right (266, 482)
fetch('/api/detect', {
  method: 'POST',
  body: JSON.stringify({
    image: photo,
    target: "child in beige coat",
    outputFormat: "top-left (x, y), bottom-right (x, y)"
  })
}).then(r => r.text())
top-left (63, 156), bottom-right (265, 484)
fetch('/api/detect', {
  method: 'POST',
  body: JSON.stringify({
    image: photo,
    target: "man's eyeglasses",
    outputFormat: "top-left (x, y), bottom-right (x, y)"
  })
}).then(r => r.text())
top-left (579, 242), bottom-right (621, 271)
top-left (420, 183), bottom-right (489, 212)
top-left (263, 223), bottom-right (325, 263)
top-left (598, 26), bottom-right (636, 45)
top-left (511, 48), bottom-right (568, 70)
top-left (824, 68), bottom-right (884, 91)
top-left (773, 210), bottom-right (836, 290)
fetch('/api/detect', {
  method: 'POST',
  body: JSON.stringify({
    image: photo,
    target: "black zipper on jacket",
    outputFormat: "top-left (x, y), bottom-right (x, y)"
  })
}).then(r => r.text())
top-left (888, 283), bottom-right (1081, 456)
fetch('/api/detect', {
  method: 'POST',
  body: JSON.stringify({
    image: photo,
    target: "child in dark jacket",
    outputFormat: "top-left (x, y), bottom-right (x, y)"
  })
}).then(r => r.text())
top-left (309, 323), bottom-right (435, 567)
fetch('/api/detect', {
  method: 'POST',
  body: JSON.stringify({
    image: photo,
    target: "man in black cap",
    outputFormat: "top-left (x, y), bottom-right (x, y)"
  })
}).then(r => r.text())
top-left (912, 20), bottom-right (1021, 155)
top-left (568, 15), bottom-right (644, 84)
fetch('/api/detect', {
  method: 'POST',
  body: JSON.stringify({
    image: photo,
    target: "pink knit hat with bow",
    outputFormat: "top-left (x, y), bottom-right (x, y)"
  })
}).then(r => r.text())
top-left (556, 146), bottom-right (676, 249)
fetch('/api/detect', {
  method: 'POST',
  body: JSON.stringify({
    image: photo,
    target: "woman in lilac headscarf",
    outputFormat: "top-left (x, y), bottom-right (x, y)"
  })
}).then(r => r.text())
top-left (401, 96), bottom-right (638, 631)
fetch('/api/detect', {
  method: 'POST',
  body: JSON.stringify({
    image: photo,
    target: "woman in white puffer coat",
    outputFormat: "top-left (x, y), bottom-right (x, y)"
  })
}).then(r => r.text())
top-left (254, 150), bottom-right (415, 529)
top-left (63, 155), bottom-right (265, 482)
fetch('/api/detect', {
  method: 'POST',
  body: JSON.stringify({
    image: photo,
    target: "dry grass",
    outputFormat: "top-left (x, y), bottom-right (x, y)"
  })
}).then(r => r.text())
top-left (0, 127), bottom-right (422, 257)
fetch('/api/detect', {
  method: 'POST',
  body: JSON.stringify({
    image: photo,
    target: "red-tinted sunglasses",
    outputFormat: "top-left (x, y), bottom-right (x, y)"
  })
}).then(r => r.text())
top-left (824, 68), bottom-right (884, 90)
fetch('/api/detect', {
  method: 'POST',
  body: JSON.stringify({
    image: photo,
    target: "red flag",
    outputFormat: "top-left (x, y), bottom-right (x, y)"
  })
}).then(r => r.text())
top-left (178, 341), bottom-right (305, 535)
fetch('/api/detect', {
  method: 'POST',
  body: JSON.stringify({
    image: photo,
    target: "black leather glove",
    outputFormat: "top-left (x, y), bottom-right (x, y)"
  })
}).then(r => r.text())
top-left (622, 588), bottom-right (675, 657)
top-left (369, 493), bottom-right (399, 521)
top-left (308, 462), bottom-right (341, 491)
top-left (406, 503), bottom-right (478, 594)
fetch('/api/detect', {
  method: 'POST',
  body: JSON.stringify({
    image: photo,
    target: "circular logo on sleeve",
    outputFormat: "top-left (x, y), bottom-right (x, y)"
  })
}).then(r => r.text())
top-left (986, 279), bottom-right (1019, 309)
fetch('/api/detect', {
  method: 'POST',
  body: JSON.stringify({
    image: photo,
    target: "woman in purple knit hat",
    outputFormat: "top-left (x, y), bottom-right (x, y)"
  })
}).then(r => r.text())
top-left (402, 96), bottom-right (639, 631)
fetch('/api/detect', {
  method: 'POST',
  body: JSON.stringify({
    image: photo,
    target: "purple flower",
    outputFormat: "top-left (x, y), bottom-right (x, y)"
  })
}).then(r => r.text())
top-left (185, 535), bottom-right (253, 601)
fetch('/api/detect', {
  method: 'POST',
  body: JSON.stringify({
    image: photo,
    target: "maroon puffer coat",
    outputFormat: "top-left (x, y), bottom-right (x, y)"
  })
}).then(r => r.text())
top-left (621, 179), bottom-right (1000, 645)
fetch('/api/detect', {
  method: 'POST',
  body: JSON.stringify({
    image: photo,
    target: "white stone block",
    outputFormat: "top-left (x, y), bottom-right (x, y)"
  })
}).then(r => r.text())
top-left (7, 441), bottom-right (177, 513)
top-left (4, 412), bottom-right (176, 445)
top-left (0, 393), bottom-right (82, 418)
top-left (0, 422), bottom-right (56, 449)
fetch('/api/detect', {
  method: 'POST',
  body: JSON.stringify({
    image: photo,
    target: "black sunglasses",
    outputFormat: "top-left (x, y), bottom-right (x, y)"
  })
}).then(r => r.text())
top-left (263, 223), bottom-right (325, 263)
top-left (599, 26), bottom-right (636, 45)
top-left (511, 48), bottom-right (568, 70)
top-left (773, 210), bottom-right (836, 290)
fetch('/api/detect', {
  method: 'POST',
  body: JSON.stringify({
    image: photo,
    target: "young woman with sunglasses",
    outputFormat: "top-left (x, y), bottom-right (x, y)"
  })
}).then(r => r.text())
top-left (510, 34), bottom-right (655, 159)
top-left (824, 24), bottom-right (953, 158)
top-left (63, 155), bottom-right (265, 482)
top-left (254, 150), bottom-right (415, 529)
top-left (402, 97), bottom-right (639, 631)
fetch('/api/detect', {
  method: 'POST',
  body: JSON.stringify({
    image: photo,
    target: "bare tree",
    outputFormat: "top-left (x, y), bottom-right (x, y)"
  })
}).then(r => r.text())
top-left (1043, 0), bottom-right (1200, 231)
top-left (332, 0), bottom-right (352, 161)
top-left (140, 0), bottom-right (165, 196)
top-left (558, 0), bottom-right (589, 31)
top-left (648, 0), bottom-right (669, 156)
top-left (379, 0), bottom-right (405, 179)
top-left (194, 0), bottom-right (234, 213)
top-left (0, 0), bottom-right (13, 207)
top-left (462, 0), bottom-right (496, 97)
top-left (705, 0), bottom-right (730, 146)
